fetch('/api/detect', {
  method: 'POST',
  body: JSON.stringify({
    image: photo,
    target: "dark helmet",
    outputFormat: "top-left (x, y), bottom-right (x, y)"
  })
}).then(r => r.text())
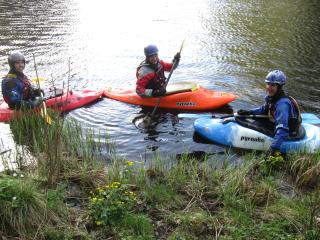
top-left (144, 45), bottom-right (158, 57)
top-left (265, 70), bottom-right (286, 85)
top-left (8, 51), bottom-right (25, 69)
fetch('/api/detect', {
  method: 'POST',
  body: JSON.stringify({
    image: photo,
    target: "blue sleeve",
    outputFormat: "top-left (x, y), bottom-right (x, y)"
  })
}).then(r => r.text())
top-left (8, 90), bottom-right (22, 103)
top-left (270, 101), bottom-right (290, 150)
top-left (251, 104), bottom-right (268, 115)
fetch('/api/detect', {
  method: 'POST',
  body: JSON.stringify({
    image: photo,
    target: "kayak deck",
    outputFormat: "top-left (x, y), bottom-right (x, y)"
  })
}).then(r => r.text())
top-left (104, 82), bottom-right (236, 110)
top-left (194, 117), bottom-right (320, 153)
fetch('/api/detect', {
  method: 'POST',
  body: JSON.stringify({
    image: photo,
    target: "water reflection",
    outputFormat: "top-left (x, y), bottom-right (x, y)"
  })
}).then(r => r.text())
top-left (1, 0), bottom-right (319, 161)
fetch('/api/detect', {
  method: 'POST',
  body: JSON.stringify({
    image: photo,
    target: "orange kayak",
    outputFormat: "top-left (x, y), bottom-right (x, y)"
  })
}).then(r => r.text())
top-left (103, 82), bottom-right (236, 110)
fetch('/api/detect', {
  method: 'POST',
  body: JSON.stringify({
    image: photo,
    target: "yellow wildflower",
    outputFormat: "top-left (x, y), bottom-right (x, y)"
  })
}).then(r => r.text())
top-left (126, 161), bottom-right (134, 166)
top-left (95, 220), bottom-right (103, 226)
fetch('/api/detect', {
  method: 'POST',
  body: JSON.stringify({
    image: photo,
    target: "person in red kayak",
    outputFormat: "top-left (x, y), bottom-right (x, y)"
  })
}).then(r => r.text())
top-left (136, 44), bottom-right (180, 98)
top-left (1, 51), bottom-right (43, 109)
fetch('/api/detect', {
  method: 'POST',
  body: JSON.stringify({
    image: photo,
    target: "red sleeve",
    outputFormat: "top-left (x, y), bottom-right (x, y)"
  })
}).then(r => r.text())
top-left (160, 60), bottom-right (173, 72)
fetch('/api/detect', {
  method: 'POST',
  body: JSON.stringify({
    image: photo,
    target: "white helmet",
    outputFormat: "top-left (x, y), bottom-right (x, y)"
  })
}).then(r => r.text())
top-left (8, 51), bottom-right (25, 69)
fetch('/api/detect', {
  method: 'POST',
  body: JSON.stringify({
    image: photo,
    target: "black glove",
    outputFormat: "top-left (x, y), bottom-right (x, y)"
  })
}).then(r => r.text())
top-left (33, 97), bottom-right (44, 107)
top-left (237, 109), bottom-right (251, 115)
top-left (32, 88), bottom-right (44, 97)
top-left (152, 88), bottom-right (166, 97)
top-left (173, 52), bottom-right (181, 62)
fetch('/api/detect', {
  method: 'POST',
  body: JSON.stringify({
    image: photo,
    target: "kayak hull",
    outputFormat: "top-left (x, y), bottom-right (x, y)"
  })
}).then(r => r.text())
top-left (103, 82), bottom-right (236, 110)
top-left (0, 90), bottom-right (103, 122)
top-left (194, 118), bottom-right (320, 153)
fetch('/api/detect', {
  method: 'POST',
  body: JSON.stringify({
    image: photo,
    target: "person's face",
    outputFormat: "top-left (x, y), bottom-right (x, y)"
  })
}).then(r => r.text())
top-left (266, 82), bottom-right (279, 97)
top-left (147, 54), bottom-right (159, 65)
top-left (14, 60), bottom-right (25, 73)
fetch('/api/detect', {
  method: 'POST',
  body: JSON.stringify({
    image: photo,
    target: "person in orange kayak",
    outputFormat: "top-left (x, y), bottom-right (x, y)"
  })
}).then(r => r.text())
top-left (1, 51), bottom-right (43, 109)
top-left (136, 44), bottom-right (180, 97)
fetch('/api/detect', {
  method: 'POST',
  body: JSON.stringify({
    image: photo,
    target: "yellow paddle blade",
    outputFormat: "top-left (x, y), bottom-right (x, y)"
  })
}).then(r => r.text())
top-left (40, 108), bottom-right (52, 125)
top-left (31, 77), bottom-right (46, 83)
top-left (191, 84), bottom-right (200, 92)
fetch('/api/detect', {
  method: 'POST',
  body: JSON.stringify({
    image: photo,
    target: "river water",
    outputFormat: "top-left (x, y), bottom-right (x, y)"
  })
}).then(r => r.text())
top-left (1, 0), bottom-right (319, 161)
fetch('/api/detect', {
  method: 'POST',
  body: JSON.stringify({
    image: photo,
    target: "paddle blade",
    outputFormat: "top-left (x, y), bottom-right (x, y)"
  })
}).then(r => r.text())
top-left (31, 77), bottom-right (46, 83)
top-left (40, 108), bottom-right (52, 125)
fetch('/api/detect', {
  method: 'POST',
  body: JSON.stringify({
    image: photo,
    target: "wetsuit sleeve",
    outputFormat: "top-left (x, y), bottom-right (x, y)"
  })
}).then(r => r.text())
top-left (250, 104), bottom-right (268, 115)
top-left (161, 61), bottom-right (174, 72)
top-left (3, 81), bottom-right (22, 104)
top-left (270, 101), bottom-right (290, 150)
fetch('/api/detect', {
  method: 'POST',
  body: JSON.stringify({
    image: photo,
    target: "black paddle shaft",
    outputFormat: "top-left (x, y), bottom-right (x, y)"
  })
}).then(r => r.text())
top-left (214, 114), bottom-right (269, 119)
top-left (150, 40), bottom-right (185, 117)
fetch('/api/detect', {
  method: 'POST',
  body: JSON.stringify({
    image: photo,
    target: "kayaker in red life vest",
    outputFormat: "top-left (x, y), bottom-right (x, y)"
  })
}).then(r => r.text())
top-left (237, 70), bottom-right (302, 159)
top-left (1, 51), bottom-right (43, 109)
top-left (136, 44), bottom-right (180, 97)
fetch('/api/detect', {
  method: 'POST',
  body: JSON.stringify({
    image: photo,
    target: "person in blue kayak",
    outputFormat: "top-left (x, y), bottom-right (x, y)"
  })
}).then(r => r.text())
top-left (1, 51), bottom-right (43, 109)
top-left (237, 70), bottom-right (302, 158)
top-left (136, 44), bottom-right (180, 97)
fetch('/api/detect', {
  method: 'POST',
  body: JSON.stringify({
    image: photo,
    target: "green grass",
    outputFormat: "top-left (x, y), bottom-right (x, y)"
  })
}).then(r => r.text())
top-left (0, 174), bottom-right (58, 238)
top-left (2, 111), bottom-right (320, 239)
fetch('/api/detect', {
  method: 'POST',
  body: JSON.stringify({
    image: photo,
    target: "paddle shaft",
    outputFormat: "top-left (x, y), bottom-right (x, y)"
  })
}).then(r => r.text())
top-left (150, 40), bottom-right (185, 117)
top-left (33, 54), bottom-right (51, 124)
top-left (217, 114), bottom-right (269, 119)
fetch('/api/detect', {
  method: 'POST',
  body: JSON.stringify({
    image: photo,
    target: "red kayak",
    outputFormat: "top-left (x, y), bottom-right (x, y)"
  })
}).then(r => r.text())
top-left (0, 89), bottom-right (103, 122)
top-left (104, 82), bottom-right (236, 110)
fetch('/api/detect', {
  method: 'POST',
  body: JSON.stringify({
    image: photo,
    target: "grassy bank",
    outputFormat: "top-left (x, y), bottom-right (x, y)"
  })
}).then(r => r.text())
top-left (0, 112), bottom-right (319, 239)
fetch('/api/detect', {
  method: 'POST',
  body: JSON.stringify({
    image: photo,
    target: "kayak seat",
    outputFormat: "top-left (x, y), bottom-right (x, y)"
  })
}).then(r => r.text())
top-left (235, 117), bottom-right (305, 141)
top-left (165, 82), bottom-right (199, 95)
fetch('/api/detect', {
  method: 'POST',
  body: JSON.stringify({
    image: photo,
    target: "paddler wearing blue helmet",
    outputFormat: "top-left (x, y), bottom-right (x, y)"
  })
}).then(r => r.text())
top-left (237, 70), bottom-right (302, 158)
top-left (136, 44), bottom-right (180, 98)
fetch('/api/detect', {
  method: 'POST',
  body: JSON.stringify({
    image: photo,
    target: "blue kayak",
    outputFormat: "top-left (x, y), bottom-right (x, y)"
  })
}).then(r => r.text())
top-left (194, 117), bottom-right (320, 153)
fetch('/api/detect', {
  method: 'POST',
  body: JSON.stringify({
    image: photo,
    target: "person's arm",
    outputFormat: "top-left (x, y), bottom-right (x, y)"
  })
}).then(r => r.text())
top-left (270, 101), bottom-right (290, 151)
top-left (161, 60), bottom-right (174, 72)
top-left (3, 80), bottom-right (22, 104)
top-left (250, 104), bottom-right (268, 115)
top-left (237, 104), bottom-right (268, 115)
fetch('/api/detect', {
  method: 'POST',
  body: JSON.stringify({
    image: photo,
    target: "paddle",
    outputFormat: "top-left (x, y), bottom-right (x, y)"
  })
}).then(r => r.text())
top-left (152, 40), bottom-right (185, 116)
top-left (178, 113), bottom-right (269, 119)
top-left (31, 77), bottom-right (46, 83)
top-left (177, 112), bottom-right (320, 125)
top-left (143, 40), bottom-right (185, 126)
top-left (32, 54), bottom-right (52, 125)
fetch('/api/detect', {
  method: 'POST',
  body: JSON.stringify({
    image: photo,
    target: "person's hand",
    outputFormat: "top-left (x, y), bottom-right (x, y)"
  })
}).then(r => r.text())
top-left (173, 52), bottom-right (181, 62)
top-left (152, 88), bottom-right (166, 97)
top-left (32, 88), bottom-right (44, 97)
top-left (237, 109), bottom-right (251, 115)
top-left (34, 97), bottom-right (44, 107)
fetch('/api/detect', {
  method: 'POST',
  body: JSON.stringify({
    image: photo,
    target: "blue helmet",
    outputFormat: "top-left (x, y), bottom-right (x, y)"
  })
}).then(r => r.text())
top-left (144, 45), bottom-right (158, 57)
top-left (265, 70), bottom-right (286, 85)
